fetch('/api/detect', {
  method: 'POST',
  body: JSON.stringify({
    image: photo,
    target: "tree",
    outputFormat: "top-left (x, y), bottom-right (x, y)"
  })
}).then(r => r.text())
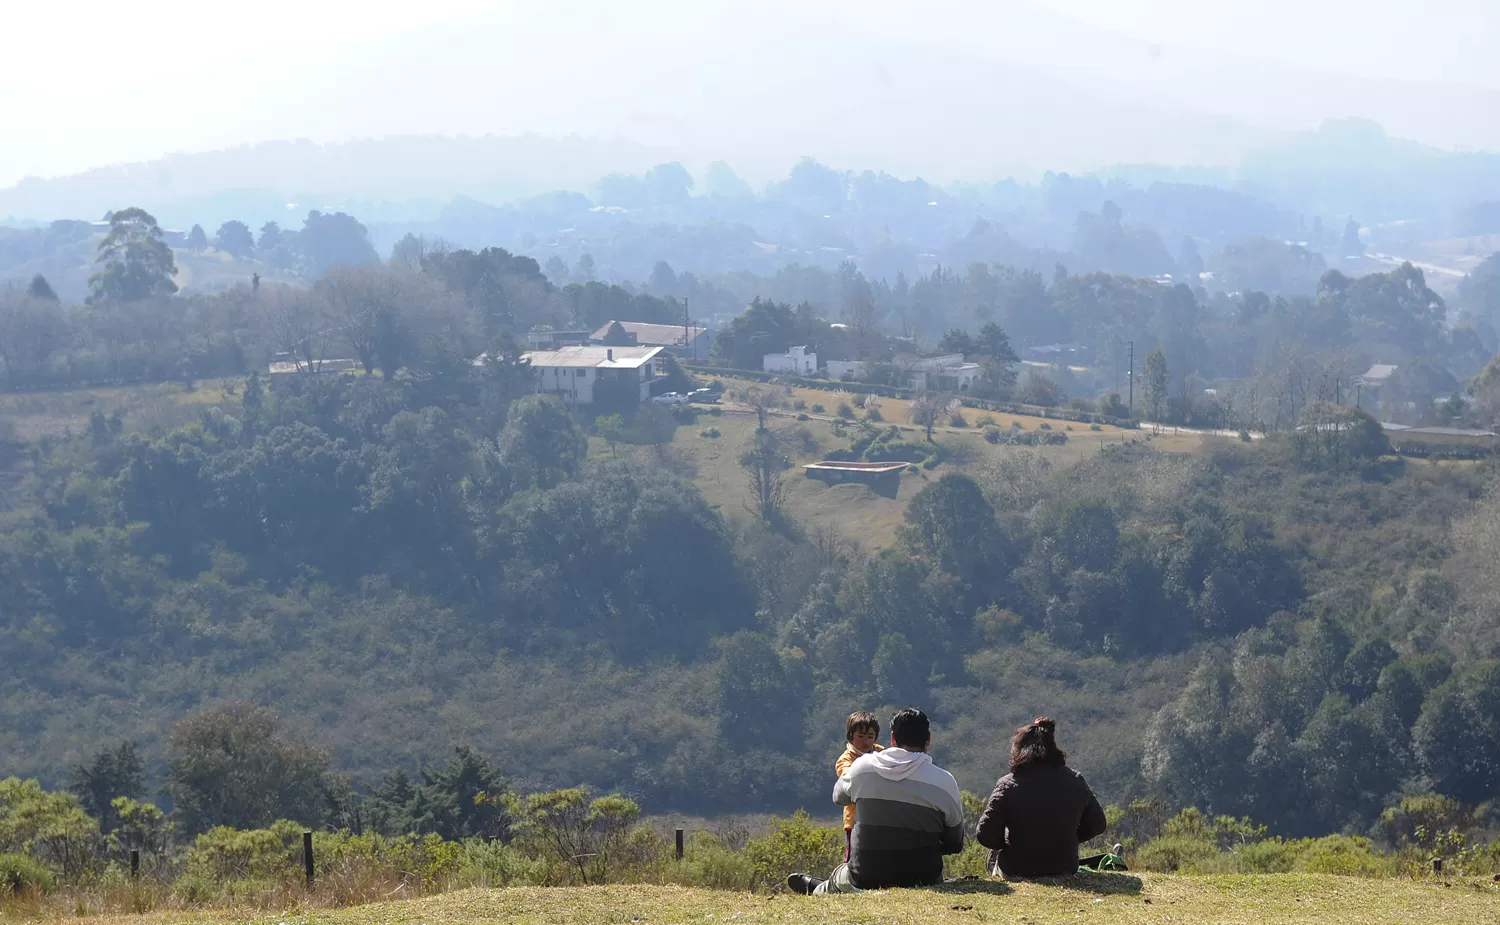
top-left (25, 274), bottom-right (58, 301)
top-left (937, 329), bottom-right (977, 354)
top-left (167, 701), bottom-right (334, 835)
top-left (908, 392), bottom-right (947, 442)
top-left (401, 746), bottom-right (510, 841)
top-left (185, 224), bottom-right (208, 251)
top-left (0, 290), bottom-right (67, 387)
top-left (574, 253), bottom-right (596, 281)
top-left (901, 473), bottom-right (1011, 598)
top-left (741, 386), bottom-right (782, 429)
top-left (68, 741), bottom-right (145, 833)
top-left (741, 427), bottom-right (790, 522)
top-left (632, 402), bottom-right (677, 456)
top-left (300, 210), bottom-right (379, 278)
top-left (544, 255), bottom-right (570, 285)
top-left (215, 220), bottom-right (255, 258)
top-left (596, 413), bottom-right (626, 458)
top-left (1143, 348), bottom-right (1170, 422)
top-left (88, 207), bottom-right (178, 303)
top-left (257, 221), bottom-right (284, 252)
top-left (499, 394), bottom-right (587, 490)
top-left (716, 631), bottom-right (803, 750)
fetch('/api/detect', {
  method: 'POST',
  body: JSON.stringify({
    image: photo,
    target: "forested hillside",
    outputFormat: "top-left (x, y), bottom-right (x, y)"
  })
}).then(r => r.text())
top-left (2, 349), bottom-right (1495, 839)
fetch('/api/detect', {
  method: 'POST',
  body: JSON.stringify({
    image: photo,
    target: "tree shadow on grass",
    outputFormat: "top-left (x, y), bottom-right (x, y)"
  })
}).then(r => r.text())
top-left (1008, 871), bottom-right (1144, 894)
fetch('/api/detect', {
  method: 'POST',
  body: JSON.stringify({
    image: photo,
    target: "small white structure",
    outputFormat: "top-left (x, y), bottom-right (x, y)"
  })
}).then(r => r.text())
top-left (519, 345), bottom-right (665, 407)
top-left (903, 354), bottom-right (983, 392)
top-left (826, 360), bottom-right (869, 381)
top-left (764, 345), bottom-right (817, 376)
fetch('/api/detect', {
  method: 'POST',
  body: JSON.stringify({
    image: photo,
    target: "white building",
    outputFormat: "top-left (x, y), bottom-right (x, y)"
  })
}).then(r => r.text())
top-left (826, 360), bottom-right (869, 381)
top-left (519, 345), bottom-right (665, 407)
top-left (902, 354), bottom-right (983, 392)
top-left (763, 345), bottom-right (817, 376)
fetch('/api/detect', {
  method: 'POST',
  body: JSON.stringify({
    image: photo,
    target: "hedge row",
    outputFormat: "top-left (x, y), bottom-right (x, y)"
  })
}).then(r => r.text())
top-left (684, 365), bottom-right (1139, 429)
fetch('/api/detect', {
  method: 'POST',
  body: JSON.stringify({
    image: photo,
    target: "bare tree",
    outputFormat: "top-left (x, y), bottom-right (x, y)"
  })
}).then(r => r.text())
top-left (265, 285), bottom-right (334, 373)
top-left (741, 427), bottom-right (790, 522)
top-left (908, 392), bottom-right (949, 442)
top-left (741, 386), bottom-right (782, 429)
top-left (0, 289), bottom-right (67, 388)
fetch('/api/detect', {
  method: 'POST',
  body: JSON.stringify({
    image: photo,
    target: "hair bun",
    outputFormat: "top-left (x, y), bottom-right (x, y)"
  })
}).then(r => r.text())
top-left (1034, 717), bottom-right (1056, 733)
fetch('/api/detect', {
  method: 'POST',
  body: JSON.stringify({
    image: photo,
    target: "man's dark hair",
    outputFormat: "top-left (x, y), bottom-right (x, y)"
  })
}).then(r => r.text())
top-left (845, 711), bottom-right (879, 742)
top-left (890, 708), bottom-right (930, 750)
top-left (1010, 716), bottom-right (1067, 774)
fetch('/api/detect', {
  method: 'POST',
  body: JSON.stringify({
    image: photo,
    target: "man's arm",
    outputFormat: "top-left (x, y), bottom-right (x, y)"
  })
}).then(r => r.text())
top-left (833, 770), bottom-right (854, 806)
top-left (974, 778), bottom-right (1010, 851)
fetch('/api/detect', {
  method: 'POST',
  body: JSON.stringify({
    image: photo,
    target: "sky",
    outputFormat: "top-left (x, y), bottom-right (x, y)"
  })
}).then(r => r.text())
top-left (1, 0), bottom-right (1497, 189)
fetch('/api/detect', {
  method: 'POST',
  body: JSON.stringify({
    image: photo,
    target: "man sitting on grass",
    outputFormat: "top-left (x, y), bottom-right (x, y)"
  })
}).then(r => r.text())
top-left (787, 707), bottom-right (965, 894)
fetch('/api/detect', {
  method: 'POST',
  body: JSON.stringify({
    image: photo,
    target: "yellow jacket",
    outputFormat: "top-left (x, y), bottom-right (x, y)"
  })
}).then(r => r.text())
top-left (835, 743), bottom-right (883, 831)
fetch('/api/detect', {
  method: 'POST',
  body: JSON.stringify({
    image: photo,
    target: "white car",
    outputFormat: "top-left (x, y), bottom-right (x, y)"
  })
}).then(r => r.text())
top-left (651, 392), bottom-right (690, 405)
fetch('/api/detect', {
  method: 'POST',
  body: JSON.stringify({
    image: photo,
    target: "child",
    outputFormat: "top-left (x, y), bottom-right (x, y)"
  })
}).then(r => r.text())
top-left (835, 711), bottom-right (883, 861)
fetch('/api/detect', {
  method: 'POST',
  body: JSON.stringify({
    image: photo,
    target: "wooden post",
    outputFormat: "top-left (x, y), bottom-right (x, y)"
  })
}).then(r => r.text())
top-left (130, 849), bottom-right (140, 880)
top-left (1432, 857), bottom-right (1444, 875)
top-left (675, 828), bottom-right (685, 861)
top-left (304, 831), bottom-right (315, 887)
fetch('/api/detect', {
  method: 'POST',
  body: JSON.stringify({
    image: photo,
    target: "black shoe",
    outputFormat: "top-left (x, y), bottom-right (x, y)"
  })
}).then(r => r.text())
top-left (786, 873), bottom-right (823, 895)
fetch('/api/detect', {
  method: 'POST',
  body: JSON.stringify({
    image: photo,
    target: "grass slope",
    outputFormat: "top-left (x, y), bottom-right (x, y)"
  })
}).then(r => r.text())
top-left (39, 876), bottom-right (1500, 925)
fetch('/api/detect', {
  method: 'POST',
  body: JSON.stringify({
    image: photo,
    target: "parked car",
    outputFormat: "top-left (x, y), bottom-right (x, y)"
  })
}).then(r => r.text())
top-left (688, 389), bottom-right (721, 403)
top-left (651, 392), bottom-right (690, 405)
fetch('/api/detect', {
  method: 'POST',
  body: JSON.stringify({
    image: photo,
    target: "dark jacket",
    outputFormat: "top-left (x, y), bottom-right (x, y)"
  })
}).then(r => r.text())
top-left (835, 747), bottom-right (965, 888)
top-left (974, 764), bottom-right (1106, 878)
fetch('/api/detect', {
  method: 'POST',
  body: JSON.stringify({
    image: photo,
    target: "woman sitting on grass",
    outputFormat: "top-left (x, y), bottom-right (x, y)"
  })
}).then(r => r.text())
top-left (974, 717), bottom-right (1106, 878)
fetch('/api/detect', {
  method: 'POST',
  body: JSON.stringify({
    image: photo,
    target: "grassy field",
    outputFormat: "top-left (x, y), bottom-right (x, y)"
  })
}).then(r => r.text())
top-left (602, 376), bottom-right (1212, 550)
top-left (21, 876), bottom-right (1499, 925)
top-left (0, 379), bottom-right (240, 442)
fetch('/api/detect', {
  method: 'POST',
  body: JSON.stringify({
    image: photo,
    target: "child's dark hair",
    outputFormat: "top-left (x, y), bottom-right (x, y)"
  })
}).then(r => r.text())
top-left (845, 711), bottom-right (879, 742)
top-left (1010, 716), bottom-right (1067, 774)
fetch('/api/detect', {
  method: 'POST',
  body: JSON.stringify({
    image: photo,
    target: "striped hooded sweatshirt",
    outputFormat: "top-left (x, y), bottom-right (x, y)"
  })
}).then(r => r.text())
top-left (834, 746), bottom-right (965, 888)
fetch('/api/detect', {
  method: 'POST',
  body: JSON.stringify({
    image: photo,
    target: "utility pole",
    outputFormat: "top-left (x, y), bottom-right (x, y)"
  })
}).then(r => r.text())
top-left (1127, 340), bottom-right (1134, 412)
top-left (683, 297), bottom-right (692, 361)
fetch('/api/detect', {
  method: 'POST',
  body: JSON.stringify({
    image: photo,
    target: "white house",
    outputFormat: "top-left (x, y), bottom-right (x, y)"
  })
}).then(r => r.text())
top-left (902, 354), bottom-right (983, 392)
top-left (764, 345), bottom-right (817, 376)
top-left (826, 360), bottom-right (869, 381)
top-left (519, 345), bottom-right (665, 407)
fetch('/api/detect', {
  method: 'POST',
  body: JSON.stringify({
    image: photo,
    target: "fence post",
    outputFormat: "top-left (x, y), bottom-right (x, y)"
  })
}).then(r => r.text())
top-left (130, 849), bottom-right (140, 880)
top-left (675, 828), bottom-right (685, 861)
top-left (304, 831), bottom-right (315, 887)
top-left (1432, 857), bottom-right (1444, 876)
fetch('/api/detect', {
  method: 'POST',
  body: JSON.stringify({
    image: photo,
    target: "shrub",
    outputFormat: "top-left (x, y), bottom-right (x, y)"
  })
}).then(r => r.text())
top-left (743, 811), bottom-right (842, 892)
top-left (1132, 835), bottom-right (1218, 872)
top-left (709, 407), bottom-right (722, 416)
top-left (0, 853), bottom-right (55, 895)
top-left (793, 399), bottom-right (807, 410)
top-left (1090, 423), bottom-right (1103, 431)
top-left (836, 403), bottom-right (855, 419)
top-left (1291, 836), bottom-right (1395, 877)
top-left (504, 788), bottom-right (642, 886)
top-left (810, 403), bottom-right (825, 414)
top-left (670, 832), bottom-right (755, 891)
top-left (699, 428), bottom-right (721, 439)
top-left (455, 839), bottom-right (550, 888)
top-left (1039, 422), bottom-right (1052, 430)
top-left (796, 413), bottom-right (810, 422)
top-left (864, 408), bottom-right (884, 422)
top-left (949, 409), bottom-right (968, 427)
top-left (983, 426), bottom-right (1002, 444)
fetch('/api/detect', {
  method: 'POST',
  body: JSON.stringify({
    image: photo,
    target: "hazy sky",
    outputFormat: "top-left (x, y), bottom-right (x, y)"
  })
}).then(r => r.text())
top-left (2, 0), bottom-right (1497, 188)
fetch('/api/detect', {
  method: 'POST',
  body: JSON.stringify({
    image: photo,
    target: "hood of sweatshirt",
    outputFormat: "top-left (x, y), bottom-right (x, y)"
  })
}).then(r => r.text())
top-left (864, 746), bottom-right (932, 781)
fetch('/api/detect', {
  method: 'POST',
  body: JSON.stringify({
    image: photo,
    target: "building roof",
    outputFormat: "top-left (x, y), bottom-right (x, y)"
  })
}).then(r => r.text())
top-left (1360, 363), bottom-right (1399, 383)
top-left (521, 345), bottom-right (662, 369)
top-left (590, 320), bottom-right (707, 347)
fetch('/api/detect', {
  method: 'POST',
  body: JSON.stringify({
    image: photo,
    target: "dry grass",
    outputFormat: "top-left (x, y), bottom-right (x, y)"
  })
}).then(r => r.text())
top-left (595, 379), bottom-right (1203, 551)
top-left (0, 379), bottom-right (240, 442)
top-left (16, 875), bottom-right (1500, 925)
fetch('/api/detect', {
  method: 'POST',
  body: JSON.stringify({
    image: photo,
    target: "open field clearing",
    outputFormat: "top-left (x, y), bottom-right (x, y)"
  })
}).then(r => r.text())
top-left (13, 876), bottom-right (1498, 925)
